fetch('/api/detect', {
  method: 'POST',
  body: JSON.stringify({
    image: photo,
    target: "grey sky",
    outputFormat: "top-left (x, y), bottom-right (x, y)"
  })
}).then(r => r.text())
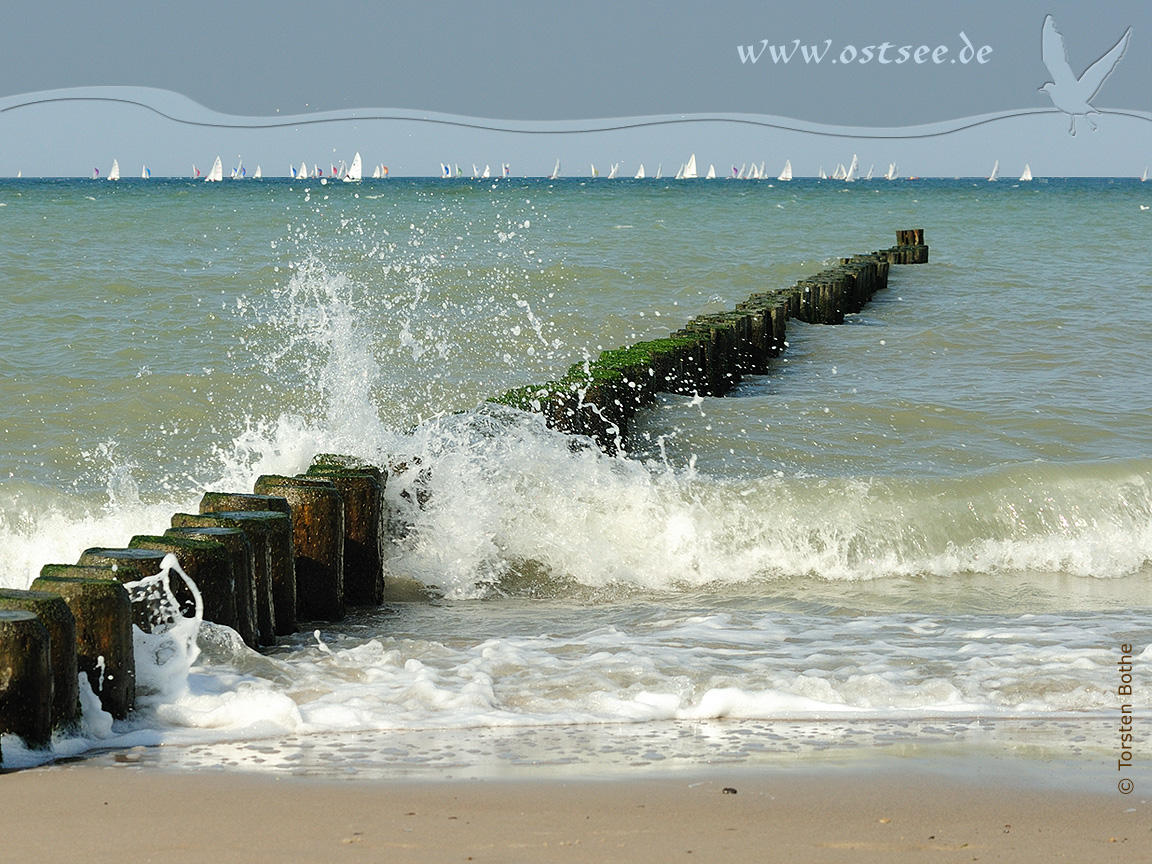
top-left (1, 1), bottom-right (1147, 124)
top-left (0, 1), bottom-right (1148, 176)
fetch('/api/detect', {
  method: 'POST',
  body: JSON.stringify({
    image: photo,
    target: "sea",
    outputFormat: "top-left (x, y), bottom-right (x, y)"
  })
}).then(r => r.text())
top-left (1, 175), bottom-right (1149, 778)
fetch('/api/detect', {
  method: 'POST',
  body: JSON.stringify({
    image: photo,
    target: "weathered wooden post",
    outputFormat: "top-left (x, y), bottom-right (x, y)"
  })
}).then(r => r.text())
top-left (164, 526), bottom-right (259, 648)
top-left (76, 547), bottom-right (167, 628)
top-left (197, 493), bottom-right (297, 636)
top-left (31, 568), bottom-right (136, 719)
top-left (0, 610), bottom-right (53, 749)
top-left (170, 512), bottom-right (280, 645)
top-left (305, 463), bottom-right (386, 606)
top-left (129, 535), bottom-right (238, 632)
top-left (0, 589), bottom-right (80, 729)
top-left (253, 475), bottom-right (345, 622)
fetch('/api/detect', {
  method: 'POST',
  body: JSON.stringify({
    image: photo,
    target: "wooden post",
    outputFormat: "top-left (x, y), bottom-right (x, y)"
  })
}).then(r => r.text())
top-left (128, 535), bottom-right (238, 633)
top-left (0, 610), bottom-right (53, 749)
top-left (169, 512), bottom-right (280, 645)
top-left (0, 589), bottom-right (80, 730)
top-left (197, 493), bottom-right (296, 636)
top-left (304, 465), bottom-right (386, 606)
top-left (164, 527), bottom-right (259, 648)
top-left (30, 568), bottom-right (135, 719)
top-left (253, 475), bottom-right (345, 622)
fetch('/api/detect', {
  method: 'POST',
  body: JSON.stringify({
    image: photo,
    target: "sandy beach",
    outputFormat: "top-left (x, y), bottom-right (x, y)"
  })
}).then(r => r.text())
top-left (2, 752), bottom-right (1147, 863)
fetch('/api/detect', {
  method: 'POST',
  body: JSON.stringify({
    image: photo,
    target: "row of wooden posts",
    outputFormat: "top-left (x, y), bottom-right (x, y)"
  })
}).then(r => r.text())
top-left (0, 455), bottom-right (387, 760)
top-left (493, 230), bottom-right (927, 452)
top-left (0, 229), bottom-right (927, 762)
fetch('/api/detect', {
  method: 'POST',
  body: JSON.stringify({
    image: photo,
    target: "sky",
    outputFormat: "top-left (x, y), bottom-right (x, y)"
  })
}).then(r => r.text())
top-left (0, 0), bottom-right (1148, 176)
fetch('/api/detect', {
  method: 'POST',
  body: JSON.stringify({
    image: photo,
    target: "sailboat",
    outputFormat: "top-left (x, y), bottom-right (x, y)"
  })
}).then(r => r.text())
top-left (205, 156), bottom-right (223, 182)
top-left (253, 166), bottom-right (262, 179)
top-left (683, 154), bottom-right (698, 179)
top-left (634, 163), bottom-right (645, 179)
top-left (296, 161), bottom-right (307, 180)
top-left (549, 159), bottom-right (560, 180)
top-left (844, 154), bottom-right (859, 182)
top-left (705, 164), bottom-right (716, 179)
top-left (232, 156), bottom-right (245, 179)
top-left (472, 164), bottom-right (480, 178)
top-left (865, 164), bottom-right (874, 180)
top-left (1141, 167), bottom-right (1147, 182)
top-left (502, 163), bottom-right (510, 178)
top-left (107, 159), bottom-right (120, 181)
top-left (92, 167), bottom-right (100, 179)
top-left (482, 165), bottom-right (491, 178)
top-left (818, 166), bottom-right (828, 179)
top-left (884, 163), bottom-right (897, 181)
top-left (777, 160), bottom-right (792, 181)
top-left (674, 164), bottom-right (685, 180)
top-left (591, 164), bottom-right (599, 178)
top-left (441, 163), bottom-right (451, 178)
top-left (654, 164), bottom-right (662, 180)
top-left (1019, 164), bottom-right (1033, 182)
top-left (607, 163), bottom-right (618, 179)
top-left (988, 160), bottom-right (999, 181)
top-left (343, 152), bottom-right (362, 182)
top-left (374, 165), bottom-right (383, 179)
top-left (193, 165), bottom-right (200, 179)
top-left (141, 165), bottom-right (150, 179)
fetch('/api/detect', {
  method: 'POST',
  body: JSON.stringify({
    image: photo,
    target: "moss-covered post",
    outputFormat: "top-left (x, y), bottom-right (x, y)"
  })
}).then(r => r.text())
top-left (31, 568), bottom-right (135, 719)
top-left (197, 493), bottom-right (297, 636)
top-left (76, 548), bottom-right (167, 629)
top-left (170, 512), bottom-right (279, 646)
top-left (305, 463), bottom-right (385, 606)
top-left (164, 526), bottom-right (259, 648)
top-left (128, 535), bottom-right (237, 632)
top-left (0, 589), bottom-right (80, 730)
top-left (253, 475), bottom-right (345, 622)
top-left (0, 610), bottom-right (53, 749)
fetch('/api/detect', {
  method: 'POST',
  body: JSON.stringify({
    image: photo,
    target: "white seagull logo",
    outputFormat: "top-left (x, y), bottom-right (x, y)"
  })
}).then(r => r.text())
top-left (1039, 15), bottom-right (1132, 135)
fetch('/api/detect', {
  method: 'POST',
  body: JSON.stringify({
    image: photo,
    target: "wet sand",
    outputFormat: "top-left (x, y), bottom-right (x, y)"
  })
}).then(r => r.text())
top-left (1, 755), bottom-right (1147, 863)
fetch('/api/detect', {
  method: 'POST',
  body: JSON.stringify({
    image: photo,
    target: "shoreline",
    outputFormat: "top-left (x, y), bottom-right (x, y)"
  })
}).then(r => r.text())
top-left (2, 750), bottom-right (1147, 863)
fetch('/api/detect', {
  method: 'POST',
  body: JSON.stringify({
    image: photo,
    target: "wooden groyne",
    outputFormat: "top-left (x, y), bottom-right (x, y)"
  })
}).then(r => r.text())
top-left (0, 229), bottom-right (926, 763)
top-left (492, 230), bottom-right (928, 452)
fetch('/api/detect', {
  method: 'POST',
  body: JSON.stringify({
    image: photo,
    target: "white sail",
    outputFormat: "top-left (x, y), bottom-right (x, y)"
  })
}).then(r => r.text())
top-left (503, 163), bottom-right (510, 177)
top-left (683, 153), bottom-right (697, 179)
top-left (374, 165), bottom-right (382, 179)
top-left (832, 163), bottom-right (846, 180)
top-left (472, 164), bottom-right (479, 178)
top-left (885, 163), bottom-right (897, 180)
top-left (654, 163), bottom-right (662, 179)
top-left (298, 161), bottom-right (308, 180)
top-left (253, 165), bottom-right (262, 179)
top-left (988, 160), bottom-right (999, 181)
top-left (674, 163), bottom-right (684, 180)
top-left (193, 164), bottom-right (199, 179)
top-left (747, 163), bottom-right (759, 179)
top-left (441, 163), bottom-right (451, 178)
top-left (845, 154), bottom-right (859, 182)
top-left (1142, 167), bottom-right (1148, 182)
top-left (634, 163), bottom-right (645, 179)
top-left (591, 164), bottom-right (599, 177)
top-left (759, 161), bottom-right (766, 179)
top-left (482, 164), bottom-right (491, 178)
top-left (141, 165), bottom-right (150, 179)
top-left (205, 156), bottom-right (223, 182)
top-left (705, 164), bottom-right (716, 179)
top-left (818, 166), bottom-right (827, 179)
top-left (777, 160), bottom-right (792, 181)
top-left (343, 152), bottom-right (362, 182)
top-left (1019, 164), bottom-right (1033, 182)
top-left (736, 163), bottom-right (746, 180)
top-left (549, 159), bottom-right (560, 179)
top-left (108, 159), bottom-right (120, 181)
top-left (607, 163), bottom-right (618, 179)
top-left (865, 164), bottom-right (873, 180)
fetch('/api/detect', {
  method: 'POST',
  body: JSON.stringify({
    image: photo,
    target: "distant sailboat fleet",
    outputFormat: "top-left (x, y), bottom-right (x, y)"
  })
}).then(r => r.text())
top-left (71, 153), bottom-right (1093, 182)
